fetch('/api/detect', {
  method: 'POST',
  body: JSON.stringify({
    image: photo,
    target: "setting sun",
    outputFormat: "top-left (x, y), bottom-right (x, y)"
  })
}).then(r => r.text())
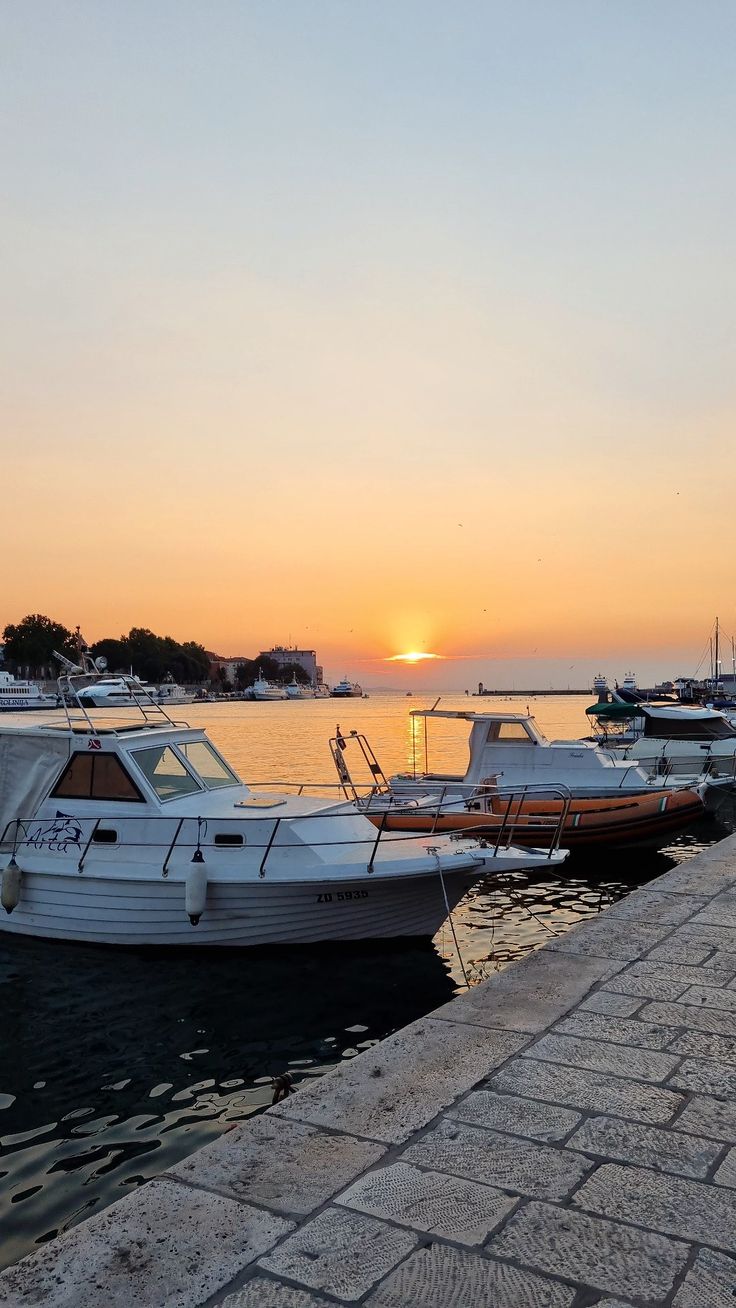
top-left (386, 652), bottom-right (443, 664)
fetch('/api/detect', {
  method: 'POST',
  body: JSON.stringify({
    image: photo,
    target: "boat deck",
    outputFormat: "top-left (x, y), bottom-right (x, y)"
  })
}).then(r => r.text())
top-left (3, 835), bottom-right (736, 1305)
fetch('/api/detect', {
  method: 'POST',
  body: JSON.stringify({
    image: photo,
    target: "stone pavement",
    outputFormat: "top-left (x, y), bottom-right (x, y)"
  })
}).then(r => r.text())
top-left (3, 835), bottom-right (736, 1306)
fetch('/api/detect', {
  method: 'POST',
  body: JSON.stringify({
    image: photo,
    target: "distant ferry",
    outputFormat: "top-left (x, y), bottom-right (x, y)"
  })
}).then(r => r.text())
top-left (331, 677), bottom-right (363, 698)
top-left (0, 671), bottom-right (57, 712)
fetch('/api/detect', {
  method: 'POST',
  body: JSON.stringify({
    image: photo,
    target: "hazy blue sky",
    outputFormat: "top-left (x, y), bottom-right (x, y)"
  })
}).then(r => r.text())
top-left (2, 3), bottom-right (735, 687)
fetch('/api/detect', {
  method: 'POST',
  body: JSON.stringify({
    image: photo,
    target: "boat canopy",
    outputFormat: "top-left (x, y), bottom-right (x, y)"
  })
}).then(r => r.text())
top-left (0, 731), bottom-right (70, 838)
top-left (641, 707), bottom-right (736, 740)
top-left (586, 702), bottom-right (642, 721)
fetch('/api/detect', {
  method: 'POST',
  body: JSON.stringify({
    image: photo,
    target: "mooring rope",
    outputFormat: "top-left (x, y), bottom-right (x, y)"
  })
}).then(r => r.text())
top-left (434, 854), bottom-right (470, 988)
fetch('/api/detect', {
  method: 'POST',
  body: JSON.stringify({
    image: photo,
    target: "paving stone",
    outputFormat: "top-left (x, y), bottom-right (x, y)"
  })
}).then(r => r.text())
top-left (222, 1280), bottom-right (333, 1308)
top-left (574, 1162), bottom-right (736, 1253)
top-left (401, 1117), bottom-right (592, 1199)
top-left (654, 839), bottom-right (736, 896)
top-left (0, 1177), bottom-right (293, 1307)
top-left (603, 890), bottom-right (709, 925)
top-left (646, 940), bottom-right (716, 965)
top-left (337, 1160), bottom-right (518, 1245)
top-left (365, 1243), bottom-right (574, 1308)
top-left (679, 983), bottom-right (736, 1013)
top-left (489, 1199), bottom-right (687, 1302)
top-left (449, 1089), bottom-right (581, 1141)
top-left (259, 1207), bottom-right (417, 1302)
top-left (605, 959), bottom-right (736, 1001)
top-left (523, 1032), bottom-right (680, 1082)
top-left (553, 1010), bottom-right (676, 1050)
top-left (669, 1056), bottom-right (736, 1097)
top-left (642, 999), bottom-right (736, 1038)
top-left (567, 1113), bottom-right (722, 1179)
top-left (270, 1017), bottom-right (528, 1144)
top-left (578, 991), bottom-right (644, 1017)
top-left (673, 1246), bottom-right (736, 1306)
top-left (714, 1147), bottom-right (736, 1188)
top-left (674, 1094), bottom-right (736, 1142)
top-left (691, 902), bottom-right (736, 929)
top-left (671, 923), bottom-right (736, 953)
top-left (431, 948), bottom-right (617, 1033)
top-left (166, 1116), bottom-right (385, 1217)
top-left (669, 1030), bottom-right (736, 1064)
top-left (544, 918), bottom-right (672, 960)
top-left (492, 1057), bottom-right (683, 1124)
top-left (714, 952), bottom-right (736, 977)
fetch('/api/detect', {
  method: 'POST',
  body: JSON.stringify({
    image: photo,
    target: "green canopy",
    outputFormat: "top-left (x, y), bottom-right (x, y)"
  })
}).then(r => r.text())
top-left (585, 701), bottom-right (641, 720)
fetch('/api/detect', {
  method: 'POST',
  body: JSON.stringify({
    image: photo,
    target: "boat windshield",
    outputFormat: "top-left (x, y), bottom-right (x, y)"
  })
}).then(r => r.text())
top-left (179, 740), bottom-right (239, 789)
top-left (132, 745), bottom-right (202, 801)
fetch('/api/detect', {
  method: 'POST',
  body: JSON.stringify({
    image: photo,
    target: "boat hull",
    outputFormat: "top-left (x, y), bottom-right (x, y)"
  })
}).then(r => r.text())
top-left (376, 789), bottom-right (705, 850)
top-left (0, 864), bottom-right (482, 947)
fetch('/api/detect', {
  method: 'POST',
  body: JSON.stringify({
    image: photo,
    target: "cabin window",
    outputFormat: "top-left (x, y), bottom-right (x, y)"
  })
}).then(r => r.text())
top-left (214, 833), bottom-right (244, 846)
top-left (51, 753), bottom-right (144, 802)
top-left (492, 722), bottom-right (535, 743)
top-left (179, 740), bottom-right (238, 789)
top-left (131, 745), bottom-right (201, 801)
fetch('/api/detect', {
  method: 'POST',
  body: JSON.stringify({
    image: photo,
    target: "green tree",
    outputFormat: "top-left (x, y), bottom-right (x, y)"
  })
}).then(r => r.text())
top-left (280, 661), bottom-right (310, 685)
top-left (234, 661), bottom-right (254, 690)
top-left (91, 630), bottom-right (212, 684)
top-left (2, 614), bottom-right (76, 677)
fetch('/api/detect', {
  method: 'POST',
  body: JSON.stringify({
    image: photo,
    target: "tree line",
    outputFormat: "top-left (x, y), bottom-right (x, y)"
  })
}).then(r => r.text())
top-left (2, 614), bottom-right (312, 689)
top-left (2, 614), bottom-right (210, 684)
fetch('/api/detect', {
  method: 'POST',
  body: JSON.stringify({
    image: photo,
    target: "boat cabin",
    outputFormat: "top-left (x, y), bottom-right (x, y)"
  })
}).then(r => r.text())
top-left (395, 708), bottom-right (646, 796)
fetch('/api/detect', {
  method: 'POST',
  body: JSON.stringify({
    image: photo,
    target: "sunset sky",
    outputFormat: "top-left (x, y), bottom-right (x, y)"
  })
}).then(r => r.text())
top-left (3, 3), bottom-right (735, 688)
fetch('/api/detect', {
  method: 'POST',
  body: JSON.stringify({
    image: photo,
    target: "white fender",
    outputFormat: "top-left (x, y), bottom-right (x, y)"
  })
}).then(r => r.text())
top-left (185, 863), bottom-right (207, 925)
top-left (2, 861), bottom-right (21, 914)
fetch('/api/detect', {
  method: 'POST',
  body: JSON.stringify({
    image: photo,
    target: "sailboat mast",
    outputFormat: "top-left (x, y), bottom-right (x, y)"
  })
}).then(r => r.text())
top-left (715, 616), bottom-right (720, 687)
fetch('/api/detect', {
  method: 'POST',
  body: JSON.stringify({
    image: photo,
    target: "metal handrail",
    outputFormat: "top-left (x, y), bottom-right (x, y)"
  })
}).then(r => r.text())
top-left (259, 818), bottom-right (282, 878)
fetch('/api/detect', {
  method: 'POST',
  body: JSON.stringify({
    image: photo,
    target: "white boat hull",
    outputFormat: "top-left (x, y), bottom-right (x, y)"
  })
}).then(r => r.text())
top-left (0, 863), bottom-right (483, 947)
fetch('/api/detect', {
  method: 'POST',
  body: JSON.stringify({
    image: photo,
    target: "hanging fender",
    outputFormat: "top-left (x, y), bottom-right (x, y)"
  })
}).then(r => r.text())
top-left (185, 863), bottom-right (208, 925)
top-left (1, 859), bottom-right (22, 914)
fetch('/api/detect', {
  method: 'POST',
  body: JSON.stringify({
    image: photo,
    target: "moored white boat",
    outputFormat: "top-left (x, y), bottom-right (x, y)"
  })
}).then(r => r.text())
top-left (329, 726), bottom-right (707, 851)
top-left (351, 707), bottom-right (730, 814)
top-left (0, 665), bottom-right (567, 947)
top-left (251, 671), bottom-right (288, 701)
top-left (586, 703), bottom-right (736, 797)
top-left (285, 675), bottom-right (315, 700)
top-left (0, 671), bottom-right (57, 712)
top-left (331, 677), bottom-right (363, 698)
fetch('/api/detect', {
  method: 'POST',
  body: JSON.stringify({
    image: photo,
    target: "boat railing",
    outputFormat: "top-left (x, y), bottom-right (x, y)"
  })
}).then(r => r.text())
top-left (55, 670), bottom-right (190, 736)
top-left (0, 780), bottom-right (569, 878)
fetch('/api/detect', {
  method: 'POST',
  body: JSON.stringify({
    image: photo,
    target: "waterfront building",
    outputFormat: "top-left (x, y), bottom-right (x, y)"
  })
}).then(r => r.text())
top-left (266, 646), bottom-right (322, 686)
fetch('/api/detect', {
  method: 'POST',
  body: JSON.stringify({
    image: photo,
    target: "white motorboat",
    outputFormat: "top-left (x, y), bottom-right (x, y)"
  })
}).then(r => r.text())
top-left (75, 674), bottom-right (153, 708)
top-left (0, 669), bottom-right (568, 947)
top-left (155, 675), bottom-right (196, 706)
top-left (285, 675), bottom-right (315, 700)
top-left (588, 703), bottom-right (736, 788)
top-left (331, 677), bottom-right (363, 698)
top-left (329, 729), bottom-right (706, 852)
top-left (251, 671), bottom-right (288, 701)
top-left (381, 708), bottom-right (731, 811)
top-left (0, 671), bottom-right (57, 712)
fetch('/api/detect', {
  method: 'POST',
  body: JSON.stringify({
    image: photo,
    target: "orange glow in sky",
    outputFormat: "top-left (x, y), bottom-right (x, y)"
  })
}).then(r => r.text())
top-left (1, 7), bottom-right (735, 690)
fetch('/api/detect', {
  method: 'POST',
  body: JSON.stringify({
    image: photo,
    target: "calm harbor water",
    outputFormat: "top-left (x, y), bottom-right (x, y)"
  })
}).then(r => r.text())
top-left (0, 692), bottom-right (732, 1270)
